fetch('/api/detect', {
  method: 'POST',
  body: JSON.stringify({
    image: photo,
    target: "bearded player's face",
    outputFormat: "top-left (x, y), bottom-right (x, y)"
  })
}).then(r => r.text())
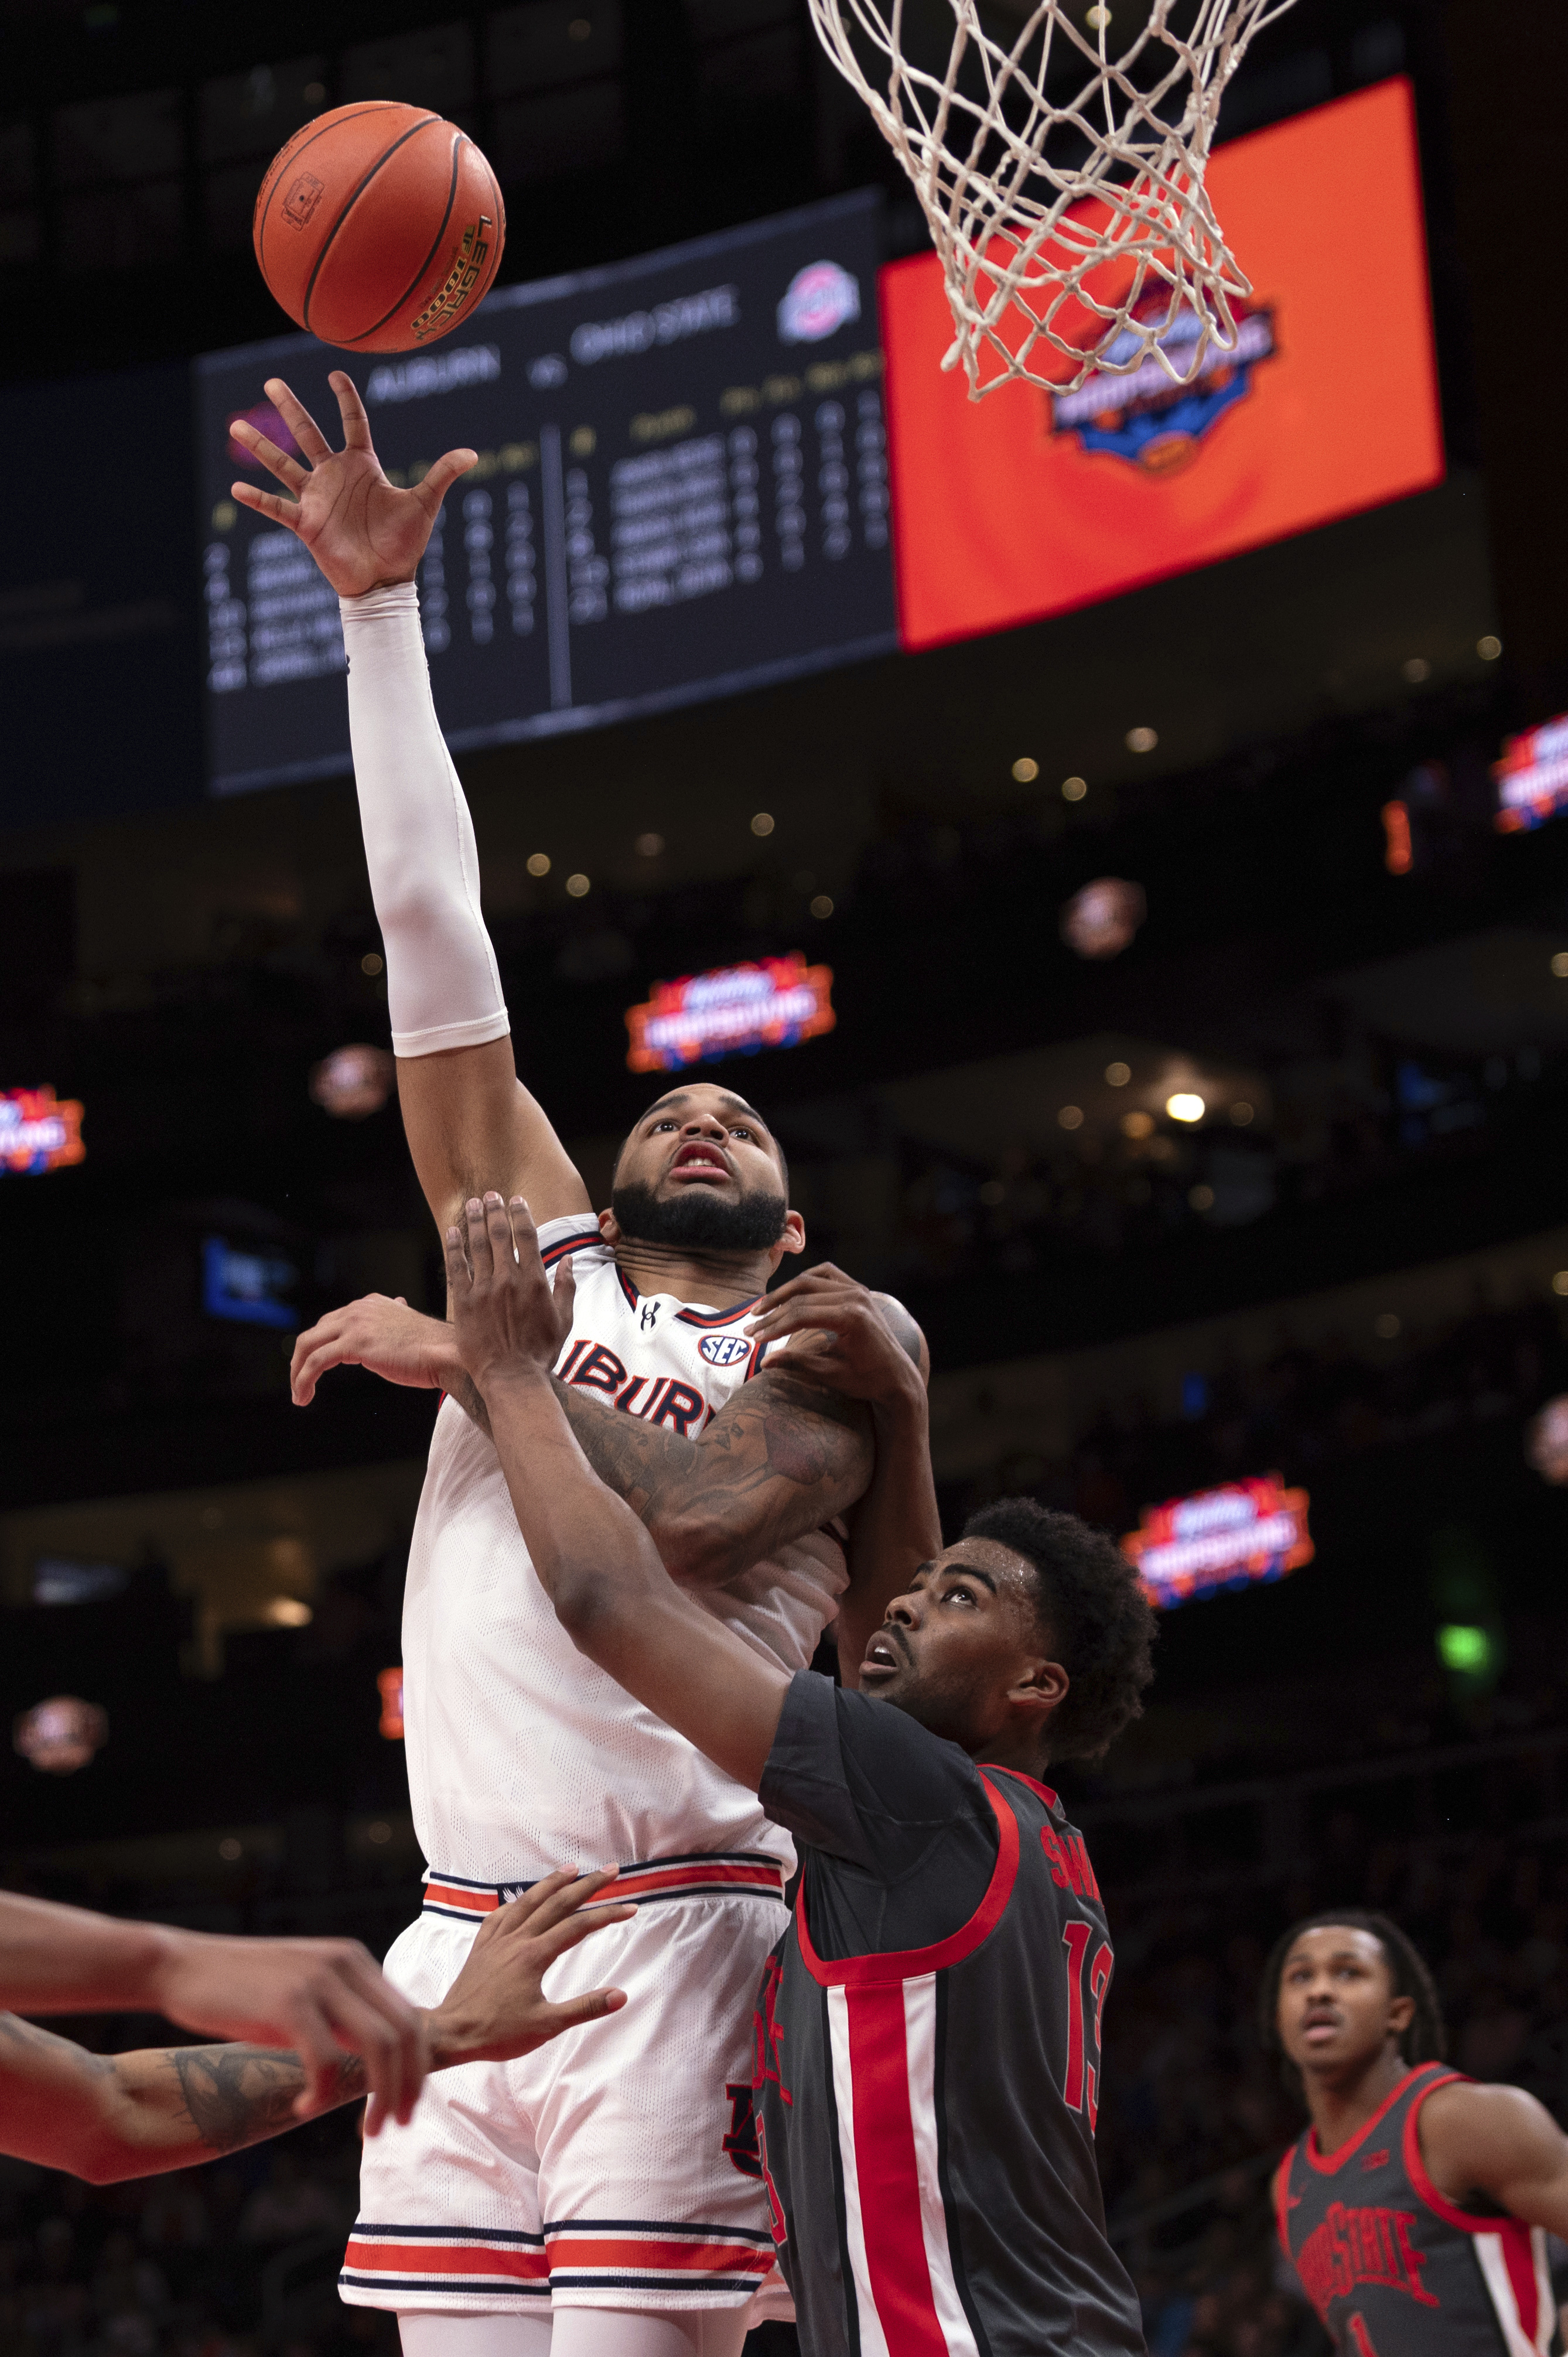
top-left (610, 1087), bottom-right (791, 1253)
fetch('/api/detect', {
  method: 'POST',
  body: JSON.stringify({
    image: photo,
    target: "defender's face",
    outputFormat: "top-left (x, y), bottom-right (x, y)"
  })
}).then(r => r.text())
top-left (617, 1086), bottom-right (786, 1210)
top-left (859, 1539), bottom-right (1046, 1745)
top-left (1276, 1926), bottom-right (1408, 2075)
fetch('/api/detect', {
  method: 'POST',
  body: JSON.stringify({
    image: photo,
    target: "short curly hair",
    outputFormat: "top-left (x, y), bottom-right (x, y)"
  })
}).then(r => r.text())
top-left (963, 1497), bottom-right (1157, 1762)
top-left (1258, 1909), bottom-right (1447, 2097)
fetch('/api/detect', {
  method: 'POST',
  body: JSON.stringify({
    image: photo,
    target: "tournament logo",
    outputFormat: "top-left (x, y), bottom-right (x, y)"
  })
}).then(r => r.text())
top-left (1122, 1473), bottom-right (1313, 1609)
top-left (1050, 297), bottom-right (1277, 474)
top-left (777, 260), bottom-right (860, 345)
top-left (0, 1085), bottom-right (85, 1177)
top-left (699, 1333), bottom-right (753, 1369)
top-left (624, 952), bottom-right (835, 1074)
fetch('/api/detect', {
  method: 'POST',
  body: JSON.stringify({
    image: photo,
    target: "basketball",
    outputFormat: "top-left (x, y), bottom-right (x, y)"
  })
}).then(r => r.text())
top-left (252, 103), bottom-right (505, 354)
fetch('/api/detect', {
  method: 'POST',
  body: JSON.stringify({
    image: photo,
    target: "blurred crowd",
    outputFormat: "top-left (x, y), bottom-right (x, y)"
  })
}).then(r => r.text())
top-left (0, 2100), bottom-right (386, 2357)
top-left (966, 1286), bottom-right (1567, 1536)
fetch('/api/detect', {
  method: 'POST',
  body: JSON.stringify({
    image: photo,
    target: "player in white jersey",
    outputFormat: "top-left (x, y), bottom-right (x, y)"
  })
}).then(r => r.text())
top-left (235, 373), bottom-right (941, 2357)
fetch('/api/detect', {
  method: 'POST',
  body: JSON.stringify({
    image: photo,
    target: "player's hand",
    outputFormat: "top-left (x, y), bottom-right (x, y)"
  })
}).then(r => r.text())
top-left (228, 371), bottom-right (474, 597)
top-left (426, 1870), bottom-right (633, 2066)
top-left (443, 1193), bottom-right (576, 1392)
top-left (746, 1266), bottom-right (923, 1406)
top-left (145, 1926), bottom-right (428, 2135)
top-left (290, 1294), bottom-right (456, 1407)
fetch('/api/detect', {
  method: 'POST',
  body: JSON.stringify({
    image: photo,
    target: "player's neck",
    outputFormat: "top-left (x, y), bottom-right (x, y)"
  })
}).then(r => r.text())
top-left (1305, 2045), bottom-right (1411, 2156)
top-left (612, 1236), bottom-right (773, 1307)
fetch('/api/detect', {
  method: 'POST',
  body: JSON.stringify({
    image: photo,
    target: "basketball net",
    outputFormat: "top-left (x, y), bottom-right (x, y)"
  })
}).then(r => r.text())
top-left (806, 0), bottom-right (1297, 398)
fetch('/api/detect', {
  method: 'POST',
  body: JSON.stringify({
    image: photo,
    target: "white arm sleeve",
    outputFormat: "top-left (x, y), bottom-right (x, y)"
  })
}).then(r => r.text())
top-left (339, 580), bottom-right (510, 1060)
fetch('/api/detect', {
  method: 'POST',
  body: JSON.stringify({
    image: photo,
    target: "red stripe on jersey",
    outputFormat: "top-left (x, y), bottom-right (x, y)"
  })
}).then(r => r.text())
top-left (613, 1861), bottom-right (782, 1900)
top-left (1346, 2314), bottom-right (1379, 2357)
top-left (422, 1883), bottom-right (498, 1915)
top-left (1498, 2218), bottom-right (1543, 2345)
top-left (677, 1295), bottom-right (761, 1328)
top-left (1399, 2072), bottom-right (1493, 2225)
top-left (544, 2235), bottom-right (771, 2276)
top-left (845, 1986), bottom-right (952, 2353)
top-left (344, 2240), bottom-right (548, 2281)
top-left (1308, 2065), bottom-right (1443, 2175)
top-left (541, 1229), bottom-right (601, 1268)
top-left (1274, 2158), bottom-right (1295, 2267)
top-left (796, 1770), bottom-right (1019, 1988)
top-left (986, 1765), bottom-right (1061, 1813)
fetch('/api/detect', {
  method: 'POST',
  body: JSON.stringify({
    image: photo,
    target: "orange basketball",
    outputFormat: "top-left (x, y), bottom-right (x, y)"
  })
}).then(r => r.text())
top-left (252, 103), bottom-right (505, 354)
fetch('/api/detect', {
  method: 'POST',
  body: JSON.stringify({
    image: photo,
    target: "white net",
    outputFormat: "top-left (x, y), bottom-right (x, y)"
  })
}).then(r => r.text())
top-left (807, 0), bottom-right (1298, 398)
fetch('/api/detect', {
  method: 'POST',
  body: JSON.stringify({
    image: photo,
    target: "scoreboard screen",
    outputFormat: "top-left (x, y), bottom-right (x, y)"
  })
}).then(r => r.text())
top-left (196, 192), bottom-right (894, 797)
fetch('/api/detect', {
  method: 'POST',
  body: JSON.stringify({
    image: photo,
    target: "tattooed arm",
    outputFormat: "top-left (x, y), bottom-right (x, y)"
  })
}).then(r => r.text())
top-left (0, 1868), bottom-right (632, 2183)
top-left (290, 1292), bottom-right (874, 1587)
top-left (0, 2011), bottom-right (369, 2184)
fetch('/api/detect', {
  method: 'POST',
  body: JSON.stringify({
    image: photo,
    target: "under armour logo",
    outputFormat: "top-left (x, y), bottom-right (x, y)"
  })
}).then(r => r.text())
top-left (640, 1303), bottom-right (660, 1331)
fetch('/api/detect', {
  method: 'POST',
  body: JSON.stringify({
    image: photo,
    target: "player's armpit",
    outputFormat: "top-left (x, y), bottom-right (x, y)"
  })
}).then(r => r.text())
top-left (1419, 2081), bottom-right (1568, 2236)
top-left (551, 1367), bottom-right (873, 1588)
top-left (398, 1040), bottom-right (591, 1239)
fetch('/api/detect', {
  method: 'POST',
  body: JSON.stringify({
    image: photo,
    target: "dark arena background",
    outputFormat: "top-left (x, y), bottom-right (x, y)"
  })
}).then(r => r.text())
top-left (3, 1), bottom-right (1568, 2352)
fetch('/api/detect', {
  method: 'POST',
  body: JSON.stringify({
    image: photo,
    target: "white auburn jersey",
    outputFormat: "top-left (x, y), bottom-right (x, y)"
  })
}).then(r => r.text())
top-left (402, 1212), bottom-right (850, 1884)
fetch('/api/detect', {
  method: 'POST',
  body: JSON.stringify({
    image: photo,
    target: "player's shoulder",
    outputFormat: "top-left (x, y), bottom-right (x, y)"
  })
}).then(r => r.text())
top-left (536, 1212), bottom-right (610, 1270)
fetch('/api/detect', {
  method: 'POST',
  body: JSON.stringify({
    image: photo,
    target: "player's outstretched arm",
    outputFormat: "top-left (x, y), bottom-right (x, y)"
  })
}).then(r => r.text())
top-left (1420, 2079), bottom-right (1568, 2238)
top-left (445, 1194), bottom-right (793, 1791)
top-left (232, 371), bottom-right (588, 1237)
top-left (0, 1889), bottom-right (425, 2134)
top-left (1, 1871), bottom-right (631, 2184)
top-left (744, 1266), bottom-right (942, 1683)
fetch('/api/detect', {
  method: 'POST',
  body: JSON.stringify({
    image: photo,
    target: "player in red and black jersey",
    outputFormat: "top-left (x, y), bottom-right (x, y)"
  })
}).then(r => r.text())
top-left (1266, 1911), bottom-right (1568, 2355)
top-left (436, 1187), bottom-right (1157, 2357)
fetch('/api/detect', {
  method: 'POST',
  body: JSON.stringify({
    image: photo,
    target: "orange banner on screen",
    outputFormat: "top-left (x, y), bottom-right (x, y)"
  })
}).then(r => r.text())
top-left (881, 79), bottom-right (1444, 651)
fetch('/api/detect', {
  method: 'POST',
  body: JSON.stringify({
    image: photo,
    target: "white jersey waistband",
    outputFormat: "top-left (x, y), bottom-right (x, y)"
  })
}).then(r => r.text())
top-left (421, 1851), bottom-right (788, 1921)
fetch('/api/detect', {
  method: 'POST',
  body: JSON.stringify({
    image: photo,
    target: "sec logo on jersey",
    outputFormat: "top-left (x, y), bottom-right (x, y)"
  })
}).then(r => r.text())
top-left (700, 1333), bottom-right (754, 1368)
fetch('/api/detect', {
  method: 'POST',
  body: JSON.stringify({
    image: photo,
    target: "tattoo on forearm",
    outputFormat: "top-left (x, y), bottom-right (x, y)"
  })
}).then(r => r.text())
top-left (552, 1369), bottom-right (870, 1577)
top-left (168, 2045), bottom-right (366, 2154)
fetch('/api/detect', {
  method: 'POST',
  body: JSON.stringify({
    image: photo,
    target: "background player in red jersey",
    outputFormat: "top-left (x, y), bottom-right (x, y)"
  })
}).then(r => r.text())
top-left (1266, 1911), bottom-right (1568, 2355)
top-left (438, 1188), bottom-right (1157, 2357)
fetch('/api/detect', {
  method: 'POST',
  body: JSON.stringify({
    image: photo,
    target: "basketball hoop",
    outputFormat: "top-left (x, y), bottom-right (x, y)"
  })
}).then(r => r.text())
top-left (807, 0), bottom-right (1297, 398)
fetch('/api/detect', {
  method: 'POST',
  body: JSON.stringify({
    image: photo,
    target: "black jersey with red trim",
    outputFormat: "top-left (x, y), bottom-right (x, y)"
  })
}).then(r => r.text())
top-left (746, 1671), bottom-right (1143, 2357)
top-left (1277, 2062), bottom-right (1563, 2356)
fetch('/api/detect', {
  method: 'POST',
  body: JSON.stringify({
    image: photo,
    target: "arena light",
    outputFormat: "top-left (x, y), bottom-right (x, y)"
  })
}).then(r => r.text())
top-left (202, 1236), bottom-right (299, 1330)
top-left (13, 1696), bottom-right (108, 1774)
top-left (0, 1087), bottom-right (85, 1177)
top-left (1437, 1624), bottom-right (1491, 1675)
top-left (625, 953), bottom-right (835, 1074)
top-left (1493, 713), bottom-right (1568, 834)
top-left (310, 1043), bottom-right (395, 1119)
top-left (1060, 878), bottom-right (1146, 960)
top-left (1166, 1092), bottom-right (1206, 1123)
top-left (1121, 1475), bottom-right (1314, 1611)
top-left (378, 1668), bottom-right (405, 1740)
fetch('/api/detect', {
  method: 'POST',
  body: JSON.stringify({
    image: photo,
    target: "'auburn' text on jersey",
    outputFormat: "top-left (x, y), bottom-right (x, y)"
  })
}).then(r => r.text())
top-left (402, 1215), bottom-right (849, 1883)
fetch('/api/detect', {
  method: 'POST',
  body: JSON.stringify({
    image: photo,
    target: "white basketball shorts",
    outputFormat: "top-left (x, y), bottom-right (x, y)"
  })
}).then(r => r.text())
top-left (339, 1856), bottom-right (788, 2318)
